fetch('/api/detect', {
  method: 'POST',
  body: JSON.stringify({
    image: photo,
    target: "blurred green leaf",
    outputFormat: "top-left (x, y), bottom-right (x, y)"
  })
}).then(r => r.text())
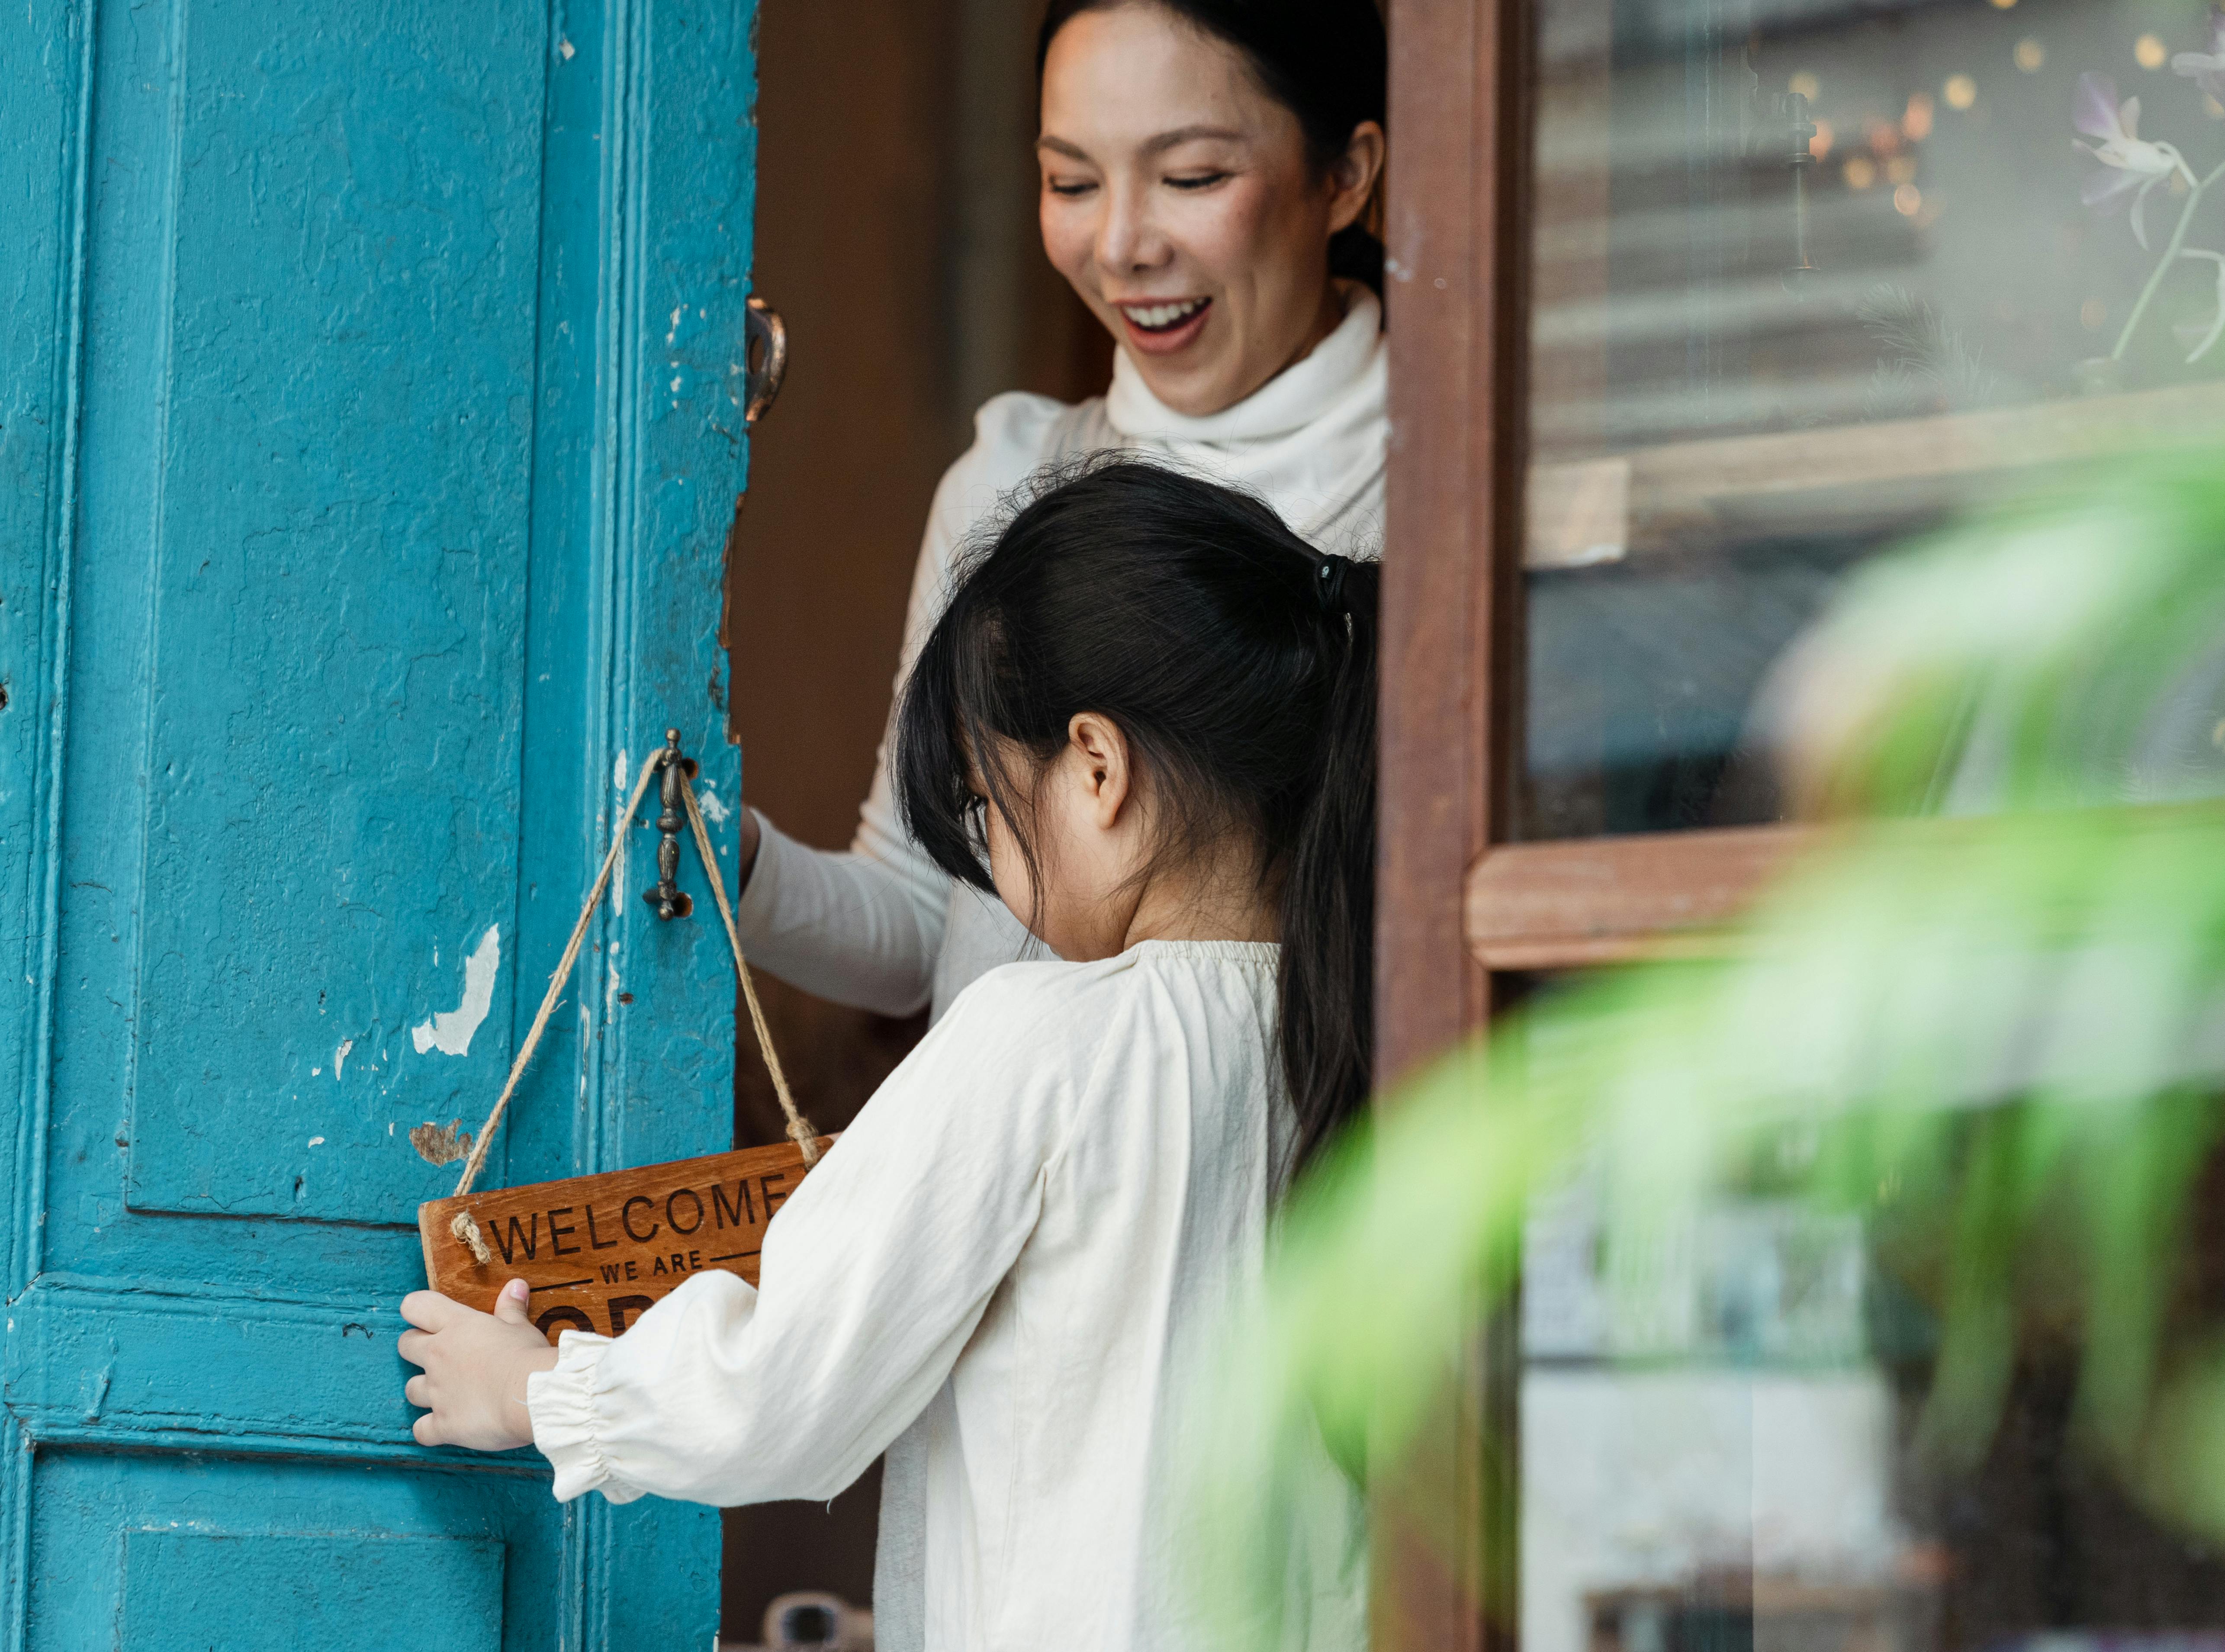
top-left (1190, 456), bottom-right (2225, 1641)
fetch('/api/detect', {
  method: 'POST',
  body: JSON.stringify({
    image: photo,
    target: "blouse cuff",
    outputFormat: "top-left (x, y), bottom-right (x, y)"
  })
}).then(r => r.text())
top-left (527, 1331), bottom-right (646, 1505)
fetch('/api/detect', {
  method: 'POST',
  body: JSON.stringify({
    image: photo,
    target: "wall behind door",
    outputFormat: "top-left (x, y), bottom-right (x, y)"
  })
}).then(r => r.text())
top-left (720, 0), bottom-right (1109, 1637)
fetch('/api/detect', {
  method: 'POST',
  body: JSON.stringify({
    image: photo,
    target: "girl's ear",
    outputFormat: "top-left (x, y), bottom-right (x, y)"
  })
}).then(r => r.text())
top-left (1067, 712), bottom-right (1132, 829)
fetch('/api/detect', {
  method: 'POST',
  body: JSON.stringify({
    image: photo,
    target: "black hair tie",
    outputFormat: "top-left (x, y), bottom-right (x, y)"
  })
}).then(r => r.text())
top-left (1315, 553), bottom-right (1351, 615)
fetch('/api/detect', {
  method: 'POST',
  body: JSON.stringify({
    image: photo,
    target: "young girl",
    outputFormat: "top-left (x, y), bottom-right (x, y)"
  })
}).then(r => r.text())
top-left (398, 460), bottom-right (1377, 1649)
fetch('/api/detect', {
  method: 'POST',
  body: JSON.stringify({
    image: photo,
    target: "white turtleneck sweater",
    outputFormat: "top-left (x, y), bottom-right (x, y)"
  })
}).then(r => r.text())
top-left (718, 288), bottom-right (1384, 1651)
top-left (729, 284), bottom-right (1387, 1027)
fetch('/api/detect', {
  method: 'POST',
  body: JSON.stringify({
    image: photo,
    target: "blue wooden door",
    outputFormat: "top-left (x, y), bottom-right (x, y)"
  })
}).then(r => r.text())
top-left (1, 1), bottom-right (757, 1645)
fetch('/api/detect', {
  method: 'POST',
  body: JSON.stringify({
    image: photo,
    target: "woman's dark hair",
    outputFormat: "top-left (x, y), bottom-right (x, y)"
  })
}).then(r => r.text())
top-left (895, 458), bottom-right (1379, 1179)
top-left (1036, 0), bottom-right (1388, 294)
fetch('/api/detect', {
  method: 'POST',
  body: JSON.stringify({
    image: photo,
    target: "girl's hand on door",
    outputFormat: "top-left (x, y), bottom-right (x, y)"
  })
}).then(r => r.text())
top-left (398, 1279), bottom-right (559, 1452)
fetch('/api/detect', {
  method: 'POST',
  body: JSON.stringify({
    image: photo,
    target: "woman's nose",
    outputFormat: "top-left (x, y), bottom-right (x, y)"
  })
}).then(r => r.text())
top-left (1094, 182), bottom-right (1170, 275)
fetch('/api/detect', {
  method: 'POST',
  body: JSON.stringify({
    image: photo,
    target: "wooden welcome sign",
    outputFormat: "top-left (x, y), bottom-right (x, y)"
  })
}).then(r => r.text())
top-left (417, 738), bottom-right (833, 1346)
top-left (419, 1136), bottom-right (834, 1344)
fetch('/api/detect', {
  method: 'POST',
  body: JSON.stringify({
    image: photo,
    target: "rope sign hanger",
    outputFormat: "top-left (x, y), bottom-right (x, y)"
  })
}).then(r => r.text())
top-left (427, 729), bottom-right (827, 1289)
top-left (418, 313), bottom-right (815, 1337)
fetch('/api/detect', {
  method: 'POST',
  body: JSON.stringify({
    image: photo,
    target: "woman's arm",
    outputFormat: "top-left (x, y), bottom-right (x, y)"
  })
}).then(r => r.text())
top-left (725, 394), bottom-right (1068, 1017)
top-left (722, 511), bottom-right (958, 1017)
top-left (521, 966), bottom-right (1085, 1506)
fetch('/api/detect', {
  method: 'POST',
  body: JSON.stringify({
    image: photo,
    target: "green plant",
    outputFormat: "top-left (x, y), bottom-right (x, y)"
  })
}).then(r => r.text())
top-left (1190, 456), bottom-right (2225, 1638)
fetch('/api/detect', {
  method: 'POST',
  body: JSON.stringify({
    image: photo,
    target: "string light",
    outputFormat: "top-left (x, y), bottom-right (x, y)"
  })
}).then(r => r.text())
top-left (1790, 71), bottom-right (1821, 100)
top-left (1810, 118), bottom-right (1835, 160)
top-left (1945, 74), bottom-right (1978, 110)
top-left (2136, 34), bottom-right (2168, 69)
top-left (2016, 38), bottom-right (2046, 72)
top-left (1904, 91), bottom-right (1936, 140)
top-left (1844, 156), bottom-right (1878, 190)
top-left (1894, 183), bottom-right (1923, 215)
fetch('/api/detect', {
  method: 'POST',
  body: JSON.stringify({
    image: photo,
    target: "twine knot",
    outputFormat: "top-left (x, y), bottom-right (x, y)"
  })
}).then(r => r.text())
top-left (451, 1208), bottom-right (494, 1266)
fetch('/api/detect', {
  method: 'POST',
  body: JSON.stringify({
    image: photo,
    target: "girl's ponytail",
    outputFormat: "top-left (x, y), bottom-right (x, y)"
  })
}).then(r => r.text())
top-left (1277, 559), bottom-right (1379, 1175)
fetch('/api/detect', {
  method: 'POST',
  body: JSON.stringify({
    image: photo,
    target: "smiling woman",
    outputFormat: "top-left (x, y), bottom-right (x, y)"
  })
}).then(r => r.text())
top-left (1035, 0), bottom-right (1386, 415)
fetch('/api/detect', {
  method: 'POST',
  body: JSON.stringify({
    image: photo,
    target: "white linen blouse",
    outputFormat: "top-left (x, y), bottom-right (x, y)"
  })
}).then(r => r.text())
top-left (526, 942), bottom-right (1368, 1652)
top-left (727, 284), bottom-right (1388, 1026)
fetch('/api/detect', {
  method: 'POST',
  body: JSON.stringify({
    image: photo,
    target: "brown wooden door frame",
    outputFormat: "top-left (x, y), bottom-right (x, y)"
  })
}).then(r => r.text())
top-left (1374, 0), bottom-right (1531, 1644)
top-left (1380, 0), bottom-right (1529, 1085)
top-left (1375, 0), bottom-right (1814, 1641)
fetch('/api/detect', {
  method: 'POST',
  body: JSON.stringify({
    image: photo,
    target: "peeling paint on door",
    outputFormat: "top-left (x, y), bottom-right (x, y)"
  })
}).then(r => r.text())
top-left (411, 926), bottom-right (501, 1057)
top-left (408, 1120), bottom-right (474, 1167)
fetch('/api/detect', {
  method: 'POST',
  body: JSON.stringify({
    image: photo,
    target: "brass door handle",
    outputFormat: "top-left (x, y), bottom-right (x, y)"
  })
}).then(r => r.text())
top-left (743, 296), bottom-right (788, 426)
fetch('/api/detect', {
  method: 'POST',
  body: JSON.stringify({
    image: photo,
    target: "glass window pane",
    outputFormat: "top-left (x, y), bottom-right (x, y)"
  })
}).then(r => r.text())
top-left (1521, 0), bottom-right (2225, 839)
top-left (1512, 985), bottom-right (2225, 1652)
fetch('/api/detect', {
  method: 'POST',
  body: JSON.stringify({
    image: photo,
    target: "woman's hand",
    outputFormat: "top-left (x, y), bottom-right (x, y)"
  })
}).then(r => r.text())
top-left (398, 1279), bottom-right (559, 1451)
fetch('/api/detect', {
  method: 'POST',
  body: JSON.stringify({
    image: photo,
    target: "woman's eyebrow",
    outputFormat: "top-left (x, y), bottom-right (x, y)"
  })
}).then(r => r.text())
top-left (1138, 124), bottom-right (1245, 155)
top-left (1035, 124), bottom-right (1246, 161)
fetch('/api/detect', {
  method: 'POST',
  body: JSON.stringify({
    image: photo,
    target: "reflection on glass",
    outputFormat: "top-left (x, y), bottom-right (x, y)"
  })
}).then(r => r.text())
top-left (1520, 1123), bottom-right (2225, 1652)
top-left (1523, 1167), bottom-right (1920, 1652)
top-left (1520, 0), bottom-right (2225, 838)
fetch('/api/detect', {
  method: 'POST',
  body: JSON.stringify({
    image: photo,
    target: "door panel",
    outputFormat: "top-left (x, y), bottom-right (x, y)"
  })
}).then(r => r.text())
top-left (116, 1532), bottom-right (506, 1652)
top-left (122, 0), bottom-right (543, 1224)
top-left (3, 0), bottom-right (757, 1642)
top-left (27, 1453), bottom-right (550, 1649)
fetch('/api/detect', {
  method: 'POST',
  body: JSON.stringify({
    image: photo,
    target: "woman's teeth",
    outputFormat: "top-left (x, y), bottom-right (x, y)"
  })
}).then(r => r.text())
top-left (1122, 298), bottom-right (1208, 331)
